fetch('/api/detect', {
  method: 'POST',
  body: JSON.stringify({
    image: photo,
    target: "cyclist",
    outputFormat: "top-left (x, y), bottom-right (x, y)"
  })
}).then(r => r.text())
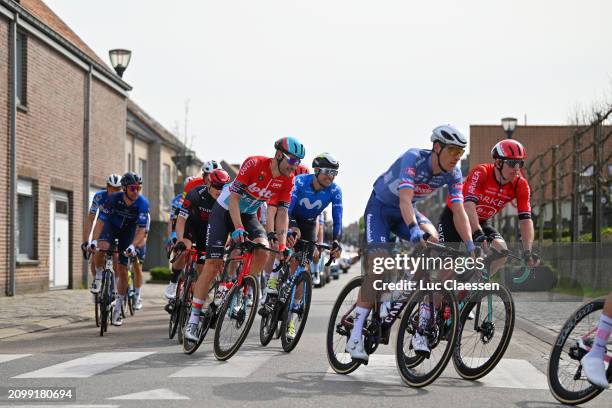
top-left (184, 137), bottom-right (305, 342)
top-left (165, 169), bottom-right (231, 302)
top-left (346, 125), bottom-right (475, 362)
top-left (581, 292), bottom-right (612, 388)
top-left (84, 174), bottom-right (122, 293)
top-left (89, 172), bottom-right (150, 327)
top-left (437, 139), bottom-right (539, 280)
top-left (182, 160), bottom-right (220, 195)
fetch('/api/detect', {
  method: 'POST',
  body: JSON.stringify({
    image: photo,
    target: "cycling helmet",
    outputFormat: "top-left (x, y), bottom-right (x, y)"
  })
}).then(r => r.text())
top-left (185, 176), bottom-right (196, 185)
top-left (106, 173), bottom-right (122, 187)
top-left (120, 172), bottom-right (141, 186)
top-left (294, 164), bottom-right (310, 175)
top-left (208, 169), bottom-right (231, 189)
top-left (430, 125), bottom-right (468, 148)
top-left (312, 152), bottom-right (339, 170)
top-left (274, 136), bottom-right (306, 159)
top-left (201, 160), bottom-right (220, 174)
top-left (491, 139), bottom-right (526, 160)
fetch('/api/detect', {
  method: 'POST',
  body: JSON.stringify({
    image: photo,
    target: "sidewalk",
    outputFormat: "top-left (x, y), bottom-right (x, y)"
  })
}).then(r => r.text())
top-left (0, 273), bottom-right (166, 339)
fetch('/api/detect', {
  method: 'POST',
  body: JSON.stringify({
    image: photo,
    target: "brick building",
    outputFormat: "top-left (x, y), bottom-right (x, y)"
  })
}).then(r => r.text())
top-left (1, 0), bottom-right (130, 295)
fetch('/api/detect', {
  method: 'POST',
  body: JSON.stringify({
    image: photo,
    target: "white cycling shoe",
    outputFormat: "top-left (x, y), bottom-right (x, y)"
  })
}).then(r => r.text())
top-left (411, 333), bottom-right (431, 358)
top-left (164, 282), bottom-right (177, 300)
top-left (345, 337), bottom-right (368, 362)
top-left (581, 355), bottom-right (610, 388)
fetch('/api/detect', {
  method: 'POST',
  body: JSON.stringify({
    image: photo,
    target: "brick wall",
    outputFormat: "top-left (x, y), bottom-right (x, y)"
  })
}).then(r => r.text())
top-left (0, 17), bottom-right (9, 294)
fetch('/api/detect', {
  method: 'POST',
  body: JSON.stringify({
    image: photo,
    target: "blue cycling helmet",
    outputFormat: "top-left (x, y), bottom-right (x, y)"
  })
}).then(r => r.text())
top-left (274, 136), bottom-right (306, 159)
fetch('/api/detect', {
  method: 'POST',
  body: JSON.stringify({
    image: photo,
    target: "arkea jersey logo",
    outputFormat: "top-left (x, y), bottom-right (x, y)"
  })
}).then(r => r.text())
top-left (299, 197), bottom-right (323, 210)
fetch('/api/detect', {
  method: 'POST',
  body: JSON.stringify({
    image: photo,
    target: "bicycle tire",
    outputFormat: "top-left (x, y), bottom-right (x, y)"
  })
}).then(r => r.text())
top-left (396, 288), bottom-right (459, 387)
top-left (182, 278), bottom-right (217, 355)
top-left (326, 276), bottom-right (362, 375)
top-left (99, 270), bottom-right (111, 337)
top-left (281, 271), bottom-right (313, 353)
top-left (169, 274), bottom-right (186, 340)
top-left (213, 275), bottom-right (259, 361)
top-left (452, 284), bottom-right (515, 380)
top-left (259, 301), bottom-right (280, 346)
top-left (94, 293), bottom-right (100, 328)
top-left (548, 299), bottom-right (610, 405)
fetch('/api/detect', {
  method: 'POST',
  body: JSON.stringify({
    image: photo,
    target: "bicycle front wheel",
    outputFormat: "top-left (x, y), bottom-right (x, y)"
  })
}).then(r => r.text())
top-left (396, 287), bottom-right (459, 387)
top-left (452, 284), bottom-right (515, 380)
top-left (548, 299), bottom-right (610, 405)
top-left (214, 275), bottom-right (259, 361)
top-left (281, 271), bottom-right (313, 353)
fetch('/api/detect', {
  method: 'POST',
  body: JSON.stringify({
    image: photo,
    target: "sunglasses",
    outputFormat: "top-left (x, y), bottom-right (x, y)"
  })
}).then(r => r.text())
top-left (445, 145), bottom-right (465, 157)
top-left (281, 152), bottom-right (301, 166)
top-left (319, 168), bottom-right (338, 177)
top-left (126, 185), bottom-right (141, 193)
top-left (503, 159), bottom-right (525, 168)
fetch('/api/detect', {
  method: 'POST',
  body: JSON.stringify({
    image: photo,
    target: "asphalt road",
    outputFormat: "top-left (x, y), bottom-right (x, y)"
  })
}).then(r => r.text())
top-left (0, 265), bottom-right (609, 408)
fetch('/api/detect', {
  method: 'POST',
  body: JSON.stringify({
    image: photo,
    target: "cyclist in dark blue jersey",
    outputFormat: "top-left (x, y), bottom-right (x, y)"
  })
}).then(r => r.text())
top-left (82, 174), bottom-right (122, 286)
top-left (346, 125), bottom-right (475, 362)
top-left (89, 172), bottom-right (150, 327)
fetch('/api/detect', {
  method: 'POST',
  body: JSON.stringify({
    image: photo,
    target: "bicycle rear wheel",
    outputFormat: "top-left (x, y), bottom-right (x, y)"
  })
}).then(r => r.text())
top-left (94, 293), bottom-right (100, 327)
top-left (281, 270), bottom-right (313, 352)
top-left (326, 276), bottom-right (363, 374)
top-left (214, 275), bottom-right (259, 361)
top-left (259, 299), bottom-right (280, 346)
top-left (99, 271), bottom-right (111, 337)
top-left (396, 288), bottom-right (459, 387)
top-left (548, 299), bottom-right (610, 405)
top-left (169, 274), bottom-right (186, 340)
top-left (452, 284), bottom-right (515, 380)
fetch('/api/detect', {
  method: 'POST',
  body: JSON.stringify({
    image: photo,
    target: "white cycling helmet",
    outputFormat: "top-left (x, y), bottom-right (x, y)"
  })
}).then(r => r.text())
top-left (430, 125), bottom-right (468, 148)
top-left (106, 173), bottom-right (122, 187)
top-left (201, 160), bottom-right (220, 174)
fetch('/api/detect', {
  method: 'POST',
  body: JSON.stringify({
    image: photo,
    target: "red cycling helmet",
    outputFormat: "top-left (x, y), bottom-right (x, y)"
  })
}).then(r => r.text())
top-left (208, 169), bottom-right (231, 189)
top-left (491, 139), bottom-right (526, 160)
top-left (294, 164), bottom-right (310, 176)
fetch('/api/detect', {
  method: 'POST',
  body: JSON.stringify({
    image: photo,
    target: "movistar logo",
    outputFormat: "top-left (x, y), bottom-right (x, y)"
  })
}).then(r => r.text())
top-left (300, 197), bottom-right (323, 210)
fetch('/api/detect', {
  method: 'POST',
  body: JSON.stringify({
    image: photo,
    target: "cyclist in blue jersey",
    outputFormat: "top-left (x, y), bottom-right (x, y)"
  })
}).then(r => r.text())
top-left (266, 153), bottom-right (343, 297)
top-left (89, 172), bottom-right (150, 327)
top-left (346, 125), bottom-right (475, 362)
top-left (83, 174), bottom-right (122, 288)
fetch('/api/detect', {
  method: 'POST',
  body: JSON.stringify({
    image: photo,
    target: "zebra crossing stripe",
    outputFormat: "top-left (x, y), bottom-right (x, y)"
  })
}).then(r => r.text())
top-left (170, 351), bottom-right (270, 378)
top-left (0, 354), bottom-right (31, 364)
top-left (13, 352), bottom-right (155, 378)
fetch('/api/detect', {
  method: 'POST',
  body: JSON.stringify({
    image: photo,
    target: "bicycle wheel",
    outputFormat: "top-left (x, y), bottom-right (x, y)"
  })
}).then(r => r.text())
top-left (214, 275), bottom-right (259, 361)
top-left (452, 285), bottom-right (515, 380)
top-left (169, 274), bottom-right (186, 340)
top-left (281, 270), bottom-right (313, 352)
top-left (326, 276), bottom-right (363, 375)
top-left (99, 271), bottom-right (111, 337)
top-left (548, 299), bottom-right (610, 405)
top-left (396, 288), bottom-right (459, 387)
top-left (94, 293), bottom-right (100, 327)
top-left (259, 299), bottom-right (280, 346)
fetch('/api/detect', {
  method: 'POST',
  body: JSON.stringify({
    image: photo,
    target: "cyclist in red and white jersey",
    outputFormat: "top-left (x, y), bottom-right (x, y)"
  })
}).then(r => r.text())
top-left (184, 137), bottom-right (306, 341)
top-left (438, 139), bottom-right (539, 278)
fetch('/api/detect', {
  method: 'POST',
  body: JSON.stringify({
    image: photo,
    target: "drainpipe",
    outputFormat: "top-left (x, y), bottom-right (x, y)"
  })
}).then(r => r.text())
top-left (8, 13), bottom-right (18, 296)
top-left (82, 65), bottom-right (92, 289)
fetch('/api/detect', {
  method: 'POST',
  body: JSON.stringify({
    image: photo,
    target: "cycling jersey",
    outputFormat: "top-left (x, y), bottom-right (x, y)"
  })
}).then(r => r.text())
top-left (179, 185), bottom-right (216, 232)
top-left (373, 148), bottom-right (463, 207)
top-left (99, 192), bottom-right (150, 230)
top-left (89, 190), bottom-right (109, 215)
top-left (217, 156), bottom-right (294, 214)
top-left (447, 163), bottom-right (531, 220)
top-left (288, 174), bottom-right (343, 240)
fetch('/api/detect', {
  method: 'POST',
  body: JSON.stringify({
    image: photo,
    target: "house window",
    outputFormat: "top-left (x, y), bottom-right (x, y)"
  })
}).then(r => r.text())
top-left (138, 158), bottom-right (147, 196)
top-left (17, 178), bottom-right (35, 260)
top-left (16, 31), bottom-right (27, 106)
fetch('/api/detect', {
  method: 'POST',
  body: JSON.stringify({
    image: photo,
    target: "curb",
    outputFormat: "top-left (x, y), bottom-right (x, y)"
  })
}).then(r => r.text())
top-left (515, 316), bottom-right (558, 346)
top-left (0, 312), bottom-right (92, 340)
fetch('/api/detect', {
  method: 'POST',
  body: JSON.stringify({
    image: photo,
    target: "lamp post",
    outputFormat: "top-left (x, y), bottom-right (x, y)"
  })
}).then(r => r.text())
top-left (501, 117), bottom-right (518, 139)
top-left (109, 49), bottom-right (132, 78)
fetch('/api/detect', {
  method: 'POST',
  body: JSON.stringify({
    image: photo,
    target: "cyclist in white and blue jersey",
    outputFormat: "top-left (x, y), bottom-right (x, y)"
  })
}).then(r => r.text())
top-left (89, 172), bottom-right (150, 327)
top-left (82, 174), bottom-right (122, 285)
top-left (346, 125), bottom-right (475, 362)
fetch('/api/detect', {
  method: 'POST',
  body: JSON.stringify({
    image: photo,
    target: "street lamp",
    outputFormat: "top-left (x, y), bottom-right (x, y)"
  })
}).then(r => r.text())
top-left (109, 49), bottom-right (132, 78)
top-left (501, 117), bottom-right (518, 139)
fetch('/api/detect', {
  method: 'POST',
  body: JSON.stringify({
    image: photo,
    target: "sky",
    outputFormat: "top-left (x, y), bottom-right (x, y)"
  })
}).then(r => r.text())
top-left (45, 0), bottom-right (612, 224)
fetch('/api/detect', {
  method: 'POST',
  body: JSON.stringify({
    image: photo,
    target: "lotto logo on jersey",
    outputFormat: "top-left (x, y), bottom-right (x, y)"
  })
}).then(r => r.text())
top-left (414, 183), bottom-right (434, 195)
top-left (477, 204), bottom-right (497, 219)
top-left (247, 183), bottom-right (273, 199)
